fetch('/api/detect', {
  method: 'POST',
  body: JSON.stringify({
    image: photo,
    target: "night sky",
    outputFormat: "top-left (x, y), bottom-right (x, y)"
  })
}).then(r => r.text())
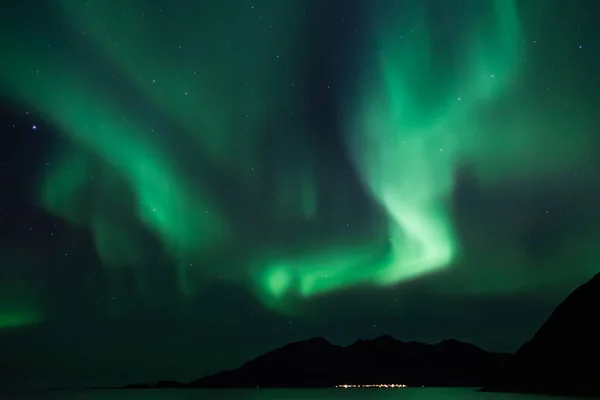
top-left (1, 0), bottom-right (600, 389)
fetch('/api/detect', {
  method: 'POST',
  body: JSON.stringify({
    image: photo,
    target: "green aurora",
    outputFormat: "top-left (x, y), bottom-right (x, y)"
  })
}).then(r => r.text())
top-left (2, 0), bottom-right (599, 325)
top-left (1, 1), bottom-right (600, 384)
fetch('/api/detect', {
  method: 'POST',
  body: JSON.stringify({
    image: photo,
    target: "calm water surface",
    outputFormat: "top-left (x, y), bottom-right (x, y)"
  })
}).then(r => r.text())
top-left (4, 388), bottom-right (580, 400)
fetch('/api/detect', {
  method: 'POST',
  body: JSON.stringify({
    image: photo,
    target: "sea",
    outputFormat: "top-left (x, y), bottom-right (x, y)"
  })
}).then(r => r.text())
top-left (2, 388), bottom-right (580, 400)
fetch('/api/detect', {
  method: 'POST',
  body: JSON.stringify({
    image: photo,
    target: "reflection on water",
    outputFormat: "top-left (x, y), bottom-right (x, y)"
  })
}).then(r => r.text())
top-left (2, 388), bottom-right (580, 400)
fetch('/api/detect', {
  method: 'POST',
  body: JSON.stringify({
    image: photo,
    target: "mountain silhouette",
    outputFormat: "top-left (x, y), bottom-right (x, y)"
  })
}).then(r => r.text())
top-left (121, 335), bottom-right (509, 389)
top-left (483, 271), bottom-right (600, 396)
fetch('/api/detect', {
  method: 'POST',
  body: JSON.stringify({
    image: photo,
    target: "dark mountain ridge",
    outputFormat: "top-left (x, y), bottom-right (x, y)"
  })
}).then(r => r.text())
top-left (113, 271), bottom-right (600, 394)
top-left (120, 335), bottom-right (509, 389)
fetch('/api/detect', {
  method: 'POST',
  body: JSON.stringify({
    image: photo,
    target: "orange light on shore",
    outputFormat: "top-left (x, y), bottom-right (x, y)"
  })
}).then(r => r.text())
top-left (336, 384), bottom-right (408, 388)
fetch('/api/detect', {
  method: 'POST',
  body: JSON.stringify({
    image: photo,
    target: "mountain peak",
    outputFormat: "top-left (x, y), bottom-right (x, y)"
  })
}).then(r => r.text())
top-left (286, 336), bottom-right (332, 348)
top-left (306, 336), bottom-right (330, 344)
top-left (373, 334), bottom-right (397, 342)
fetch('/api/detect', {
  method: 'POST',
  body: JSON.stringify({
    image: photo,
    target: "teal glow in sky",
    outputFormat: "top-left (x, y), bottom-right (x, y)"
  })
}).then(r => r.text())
top-left (1, 0), bottom-right (599, 388)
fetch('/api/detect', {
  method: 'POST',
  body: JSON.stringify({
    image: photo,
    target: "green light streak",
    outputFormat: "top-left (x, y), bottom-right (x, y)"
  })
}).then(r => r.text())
top-left (0, 311), bottom-right (42, 329)
top-left (0, 0), bottom-right (597, 315)
top-left (0, 273), bottom-right (43, 329)
top-left (344, 0), bottom-right (522, 287)
top-left (57, 0), bottom-right (306, 186)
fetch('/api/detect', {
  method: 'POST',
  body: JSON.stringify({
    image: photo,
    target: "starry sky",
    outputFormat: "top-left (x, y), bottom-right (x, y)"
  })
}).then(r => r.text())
top-left (1, 0), bottom-right (600, 389)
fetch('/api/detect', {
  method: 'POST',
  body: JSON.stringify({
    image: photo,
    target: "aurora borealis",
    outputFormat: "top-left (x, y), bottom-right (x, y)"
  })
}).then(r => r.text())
top-left (1, 0), bottom-right (600, 388)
